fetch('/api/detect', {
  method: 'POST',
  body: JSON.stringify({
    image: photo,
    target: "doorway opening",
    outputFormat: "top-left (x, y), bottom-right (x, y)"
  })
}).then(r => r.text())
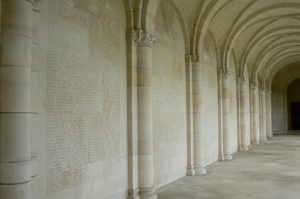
top-left (287, 78), bottom-right (300, 132)
top-left (291, 102), bottom-right (300, 130)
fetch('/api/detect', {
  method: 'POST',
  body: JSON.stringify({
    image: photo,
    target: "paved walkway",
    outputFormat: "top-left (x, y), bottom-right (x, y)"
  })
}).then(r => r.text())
top-left (157, 136), bottom-right (300, 199)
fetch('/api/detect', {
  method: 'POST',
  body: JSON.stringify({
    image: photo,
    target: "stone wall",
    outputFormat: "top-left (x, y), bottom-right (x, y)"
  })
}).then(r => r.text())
top-left (272, 92), bottom-right (287, 135)
top-left (200, 34), bottom-right (219, 166)
top-left (272, 78), bottom-right (288, 135)
top-left (44, 0), bottom-right (128, 198)
top-left (153, 2), bottom-right (187, 188)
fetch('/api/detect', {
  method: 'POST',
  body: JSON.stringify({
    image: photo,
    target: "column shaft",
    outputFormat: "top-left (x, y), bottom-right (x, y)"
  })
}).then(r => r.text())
top-left (137, 46), bottom-right (156, 198)
top-left (259, 88), bottom-right (267, 141)
top-left (217, 70), bottom-right (224, 160)
top-left (262, 89), bottom-right (268, 140)
top-left (251, 84), bottom-right (260, 144)
top-left (126, 29), bottom-right (156, 199)
top-left (127, 32), bottom-right (139, 199)
top-left (127, 29), bottom-right (156, 199)
top-left (0, 0), bottom-right (33, 199)
top-left (238, 78), bottom-right (249, 151)
top-left (31, 0), bottom-right (40, 179)
top-left (193, 56), bottom-right (206, 174)
top-left (218, 69), bottom-right (232, 161)
top-left (266, 90), bottom-right (273, 138)
top-left (186, 55), bottom-right (195, 176)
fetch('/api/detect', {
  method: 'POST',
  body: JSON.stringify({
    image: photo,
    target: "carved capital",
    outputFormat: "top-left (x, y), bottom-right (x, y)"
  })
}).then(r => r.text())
top-left (127, 29), bottom-right (156, 47)
top-left (33, 0), bottom-right (41, 11)
top-left (238, 75), bottom-right (245, 83)
top-left (127, 189), bottom-right (139, 199)
top-left (217, 68), bottom-right (226, 75)
top-left (250, 82), bottom-right (257, 89)
top-left (259, 85), bottom-right (266, 90)
top-left (185, 54), bottom-right (192, 64)
top-left (194, 54), bottom-right (201, 63)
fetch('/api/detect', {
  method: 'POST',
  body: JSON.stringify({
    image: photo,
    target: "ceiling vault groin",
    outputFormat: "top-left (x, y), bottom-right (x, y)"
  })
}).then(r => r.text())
top-left (125, 0), bottom-right (300, 87)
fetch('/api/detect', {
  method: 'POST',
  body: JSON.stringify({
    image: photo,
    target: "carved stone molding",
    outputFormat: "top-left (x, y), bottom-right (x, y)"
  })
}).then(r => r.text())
top-left (217, 68), bottom-right (226, 75)
top-left (127, 189), bottom-right (139, 199)
top-left (250, 81), bottom-right (257, 88)
top-left (33, 0), bottom-right (41, 11)
top-left (185, 54), bottom-right (193, 64)
top-left (126, 29), bottom-right (156, 47)
top-left (238, 75), bottom-right (245, 82)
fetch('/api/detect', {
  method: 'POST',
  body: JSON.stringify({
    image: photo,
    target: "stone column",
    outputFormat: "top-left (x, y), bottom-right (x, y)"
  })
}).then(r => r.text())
top-left (259, 87), bottom-right (267, 141)
top-left (127, 30), bottom-right (139, 199)
top-left (237, 77), bottom-right (249, 151)
top-left (127, 30), bottom-right (156, 199)
top-left (282, 92), bottom-right (288, 134)
top-left (0, 0), bottom-right (33, 199)
top-left (266, 89), bottom-right (273, 138)
top-left (193, 55), bottom-right (206, 174)
top-left (218, 69), bottom-right (232, 161)
top-left (186, 55), bottom-right (195, 176)
top-left (31, 2), bottom-right (41, 198)
top-left (262, 88), bottom-right (268, 140)
top-left (217, 69), bottom-right (224, 160)
top-left (250, 83), bottom-right (260, 144)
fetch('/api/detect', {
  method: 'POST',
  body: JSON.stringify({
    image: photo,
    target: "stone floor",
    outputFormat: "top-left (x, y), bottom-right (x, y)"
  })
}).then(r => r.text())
top-left (157, 135), bottom-right (300, 199)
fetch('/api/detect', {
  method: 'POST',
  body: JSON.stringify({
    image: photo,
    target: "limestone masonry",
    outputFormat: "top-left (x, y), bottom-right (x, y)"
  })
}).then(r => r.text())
top-left (0, 1), bottom-right (300, 199)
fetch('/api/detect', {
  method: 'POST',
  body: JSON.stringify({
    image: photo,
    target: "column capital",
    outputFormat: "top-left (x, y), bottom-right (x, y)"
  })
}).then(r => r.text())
top-left (238, 75), bottom-right (245, 83)
top-left (250, 80), bottom-right (257, 88)
top-left (126, 29), bottom-right (156, 47)
top-left (185, 54), bottom-right (198, 64)
top-left (25, 0), bottom-right (40, 11)
top-left (259, 85), bottom-right (267, 91)
top-left (185, 54), bottom-right (192, 63)
top-left (193, 54), bottom-right (200, 63)
top-left (33, 0), bottom-right (41, 12)
top-left (217, 68), bottom-right (227, 75)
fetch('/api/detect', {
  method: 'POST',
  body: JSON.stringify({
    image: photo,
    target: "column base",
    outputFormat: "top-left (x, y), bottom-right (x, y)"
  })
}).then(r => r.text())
top-left (261, 137), bottom-right (267, 141)
top-left (252, 140), bottom-right (260, 145)
top-left (239, 145), bottom-right (249, 151)
top-left (219, 153), bottom-right (232, 161)
top-left (128, 189), bottom-right (139, 199)
top-left (195, 166), bottom-right (206, 175)
top-left (224, 154), bottom-right (233, 161)
top-left (139, 187), bottom-right (157, 199)
top-left (0, 181), bottom-right (31, 199)
top-left (186, 166), bottom-right (195, 176)
top-left (218, 154), bottom-right (225, 161)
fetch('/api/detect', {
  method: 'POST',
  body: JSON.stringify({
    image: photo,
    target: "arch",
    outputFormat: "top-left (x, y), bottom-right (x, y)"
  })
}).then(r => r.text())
top-left (224, 4), bottom-right (300, 73)
top-left (193, 0), bottom-right (300, 78)
top-left (267, 59), bottom-right (300, 88)
top-left (243, 26), bottom-right (300, 80)
top-left (193, 0), bottom-right (229, 55)
top-left (143, 0), bottom-right (190, 53)
top-left (259, 45), bottom-right (300, 81)
top-left (205, 30), bottom-right (220, 69)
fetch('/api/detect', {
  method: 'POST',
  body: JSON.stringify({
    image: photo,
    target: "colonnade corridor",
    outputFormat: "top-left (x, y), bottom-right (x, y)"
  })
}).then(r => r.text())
top-left (3, 1), bottom-right (300, 199)
top-left (157, 136), bottom-right (300, 199)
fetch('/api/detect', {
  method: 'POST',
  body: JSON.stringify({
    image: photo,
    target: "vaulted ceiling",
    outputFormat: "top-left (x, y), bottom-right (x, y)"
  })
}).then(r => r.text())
top-left (125, 0), bottom-right (300, 88)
